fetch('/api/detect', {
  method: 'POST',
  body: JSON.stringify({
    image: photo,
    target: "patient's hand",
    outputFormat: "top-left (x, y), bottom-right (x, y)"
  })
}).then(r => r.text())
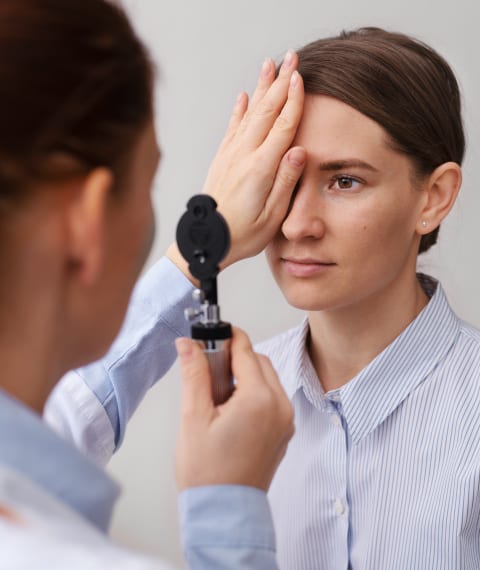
top-left (175, 328), bottom-right (294, 491)
top-left (167, 51), bottom-right (305, 278)
top-left (204, 51), bottom-right (305, 267)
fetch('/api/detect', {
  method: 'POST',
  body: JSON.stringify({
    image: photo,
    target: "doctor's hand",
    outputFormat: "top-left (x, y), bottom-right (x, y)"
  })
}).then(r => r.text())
top-left (175, 328), bottom-right (294, 492)
top-left (167, 51), bottom-right (305, 277)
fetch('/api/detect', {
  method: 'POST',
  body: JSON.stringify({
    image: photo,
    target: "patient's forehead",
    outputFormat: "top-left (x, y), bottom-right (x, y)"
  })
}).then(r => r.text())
top-left (295, 95), bottom-right (397, 168)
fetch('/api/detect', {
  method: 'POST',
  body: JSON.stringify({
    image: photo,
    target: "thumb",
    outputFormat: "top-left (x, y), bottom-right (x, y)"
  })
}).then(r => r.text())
top-left (175, 338), bottom-right (214, 418)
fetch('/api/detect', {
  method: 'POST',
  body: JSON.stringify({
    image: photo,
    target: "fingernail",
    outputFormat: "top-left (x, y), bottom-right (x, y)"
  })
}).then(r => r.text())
top-left (283, 49), bottom-right (294, 68)
top-left (175, 338), bottom-right (193, 361)
top-left (288, 148), bottom-right (306, 167)
top-left (290, 70), bottom-right (300, 88)
top-left (261, 58), bottom-right (271, 78)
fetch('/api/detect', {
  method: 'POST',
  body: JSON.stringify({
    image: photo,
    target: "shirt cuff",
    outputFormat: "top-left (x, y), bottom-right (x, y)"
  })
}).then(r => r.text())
top-left (179, 485), bottom-right (276, 551)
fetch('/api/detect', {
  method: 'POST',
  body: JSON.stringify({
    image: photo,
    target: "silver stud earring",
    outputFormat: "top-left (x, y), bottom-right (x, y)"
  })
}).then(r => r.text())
top-left (421, 220), bottom-right (428, 228)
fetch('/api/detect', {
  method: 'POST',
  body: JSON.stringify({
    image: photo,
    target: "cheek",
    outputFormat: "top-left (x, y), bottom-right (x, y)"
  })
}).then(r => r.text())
top-left (131, 199), bottom-right (155, 274)
top-left (265, 236), bottom-right (283, 273)
top-left (141, 207), bottom-right (156, 263)
top-left (337, 196), bottom-right (418, 269)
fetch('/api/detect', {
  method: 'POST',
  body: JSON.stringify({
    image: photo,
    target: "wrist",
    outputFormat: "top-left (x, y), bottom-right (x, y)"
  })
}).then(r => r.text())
top-left (166, 243), bottom-right (199, 286)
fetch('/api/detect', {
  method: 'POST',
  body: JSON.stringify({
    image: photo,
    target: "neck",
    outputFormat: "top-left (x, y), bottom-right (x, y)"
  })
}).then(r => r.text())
top-left (308, 271), bottom-right (429, 393)
top-left (0, 333), bottom-right (53, 414)
top-left (0, 248), bottom-right (66, 415)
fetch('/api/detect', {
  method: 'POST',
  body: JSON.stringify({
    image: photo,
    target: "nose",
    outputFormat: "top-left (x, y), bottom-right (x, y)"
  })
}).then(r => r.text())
top-left (281, 182), bottom-right (326, 242)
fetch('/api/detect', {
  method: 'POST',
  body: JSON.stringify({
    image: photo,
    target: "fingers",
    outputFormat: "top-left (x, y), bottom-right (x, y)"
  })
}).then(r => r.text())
top-left (264, 145), bottom-right (306, 220)
top-left (229, 328), bottom-right (290, 413)
top-left (257, 354), bottom-right (294, 431)
top-left (256, 353), bottom-right (282, 394)
top-left (220, 51), bottom-right (298, 152)
top-left (230, 327), bottom-right (268, 392)
top-left (176, 337), bottom-right (214, 420)
top-left (218, 56), bottom-right (275, 152)
top-left (241, 50), bottom-right (300, 149)
top-left (237, 342), bottom-right (295, 456)
top-left (219, 91), bottom-right (249, 151)
top-left (248, 58), bottom-right (275, 111)
top-left (261, 70), bottom-right (305, 160)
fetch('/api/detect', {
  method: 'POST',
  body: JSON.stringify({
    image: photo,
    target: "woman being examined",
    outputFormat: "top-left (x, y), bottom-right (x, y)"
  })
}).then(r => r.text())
top-left (47, 26), bottom-right (477, 570)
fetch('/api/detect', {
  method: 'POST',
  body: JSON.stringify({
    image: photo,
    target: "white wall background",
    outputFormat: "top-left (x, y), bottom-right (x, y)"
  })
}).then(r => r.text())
top-left (107, 0), bottom-right (480, 565)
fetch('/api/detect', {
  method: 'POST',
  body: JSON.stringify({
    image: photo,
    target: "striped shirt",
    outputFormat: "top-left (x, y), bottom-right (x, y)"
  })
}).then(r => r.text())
top-left (257, 274), bottom-right (480, 570)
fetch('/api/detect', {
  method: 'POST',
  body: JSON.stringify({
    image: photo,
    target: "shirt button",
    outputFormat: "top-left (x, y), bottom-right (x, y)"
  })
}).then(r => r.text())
top-left (331, 414), bottom-right (341, 427)
top-left (334, 498), bottom-right (345, 516)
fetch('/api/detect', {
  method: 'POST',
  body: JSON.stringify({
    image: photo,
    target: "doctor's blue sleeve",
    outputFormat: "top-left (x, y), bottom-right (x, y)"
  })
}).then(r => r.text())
top-left (75, 256), bottom-right (194, 448)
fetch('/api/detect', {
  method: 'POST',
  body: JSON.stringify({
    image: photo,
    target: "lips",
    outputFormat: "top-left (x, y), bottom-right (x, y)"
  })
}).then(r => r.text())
top-left (281, 257), bottom-right (336, 277)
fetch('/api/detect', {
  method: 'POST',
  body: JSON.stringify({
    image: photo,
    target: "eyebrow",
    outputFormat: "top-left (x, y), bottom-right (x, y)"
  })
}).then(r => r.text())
top-left (318, 159), bottom-right (379, 173)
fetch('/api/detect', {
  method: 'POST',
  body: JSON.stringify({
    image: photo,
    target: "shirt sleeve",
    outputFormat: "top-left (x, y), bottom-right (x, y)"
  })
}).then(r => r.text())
top-left (0, 520), bottom-right (173, 570)
top-left (179, 485), bottom-right (278, 570)
top-left (44, 257), bottom-right (194, 464)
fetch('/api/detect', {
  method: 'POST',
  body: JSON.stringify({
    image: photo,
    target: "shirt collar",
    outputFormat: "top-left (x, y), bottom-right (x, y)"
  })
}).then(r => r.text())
top-left (0, 389), bottom-right (120, 532)
top-left (342, 275), bottom-right (460, 443)
top-left (284, 275), bottom-right (461, 444)
top-left (273, 322), bottom-right (310, 401)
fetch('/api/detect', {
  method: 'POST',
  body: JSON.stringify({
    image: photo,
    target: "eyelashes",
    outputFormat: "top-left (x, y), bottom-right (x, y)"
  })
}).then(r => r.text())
top-left (285, 178), bottom-right (302, 217)
top-left (329, 174), bottom-right (363, 191)
top-left (285, 173), bottom-right (365, 213)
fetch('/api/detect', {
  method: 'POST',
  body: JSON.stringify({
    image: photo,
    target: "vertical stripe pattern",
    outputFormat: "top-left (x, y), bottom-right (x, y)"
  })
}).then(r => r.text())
top-left (256, 275), bottom-right (480, 570)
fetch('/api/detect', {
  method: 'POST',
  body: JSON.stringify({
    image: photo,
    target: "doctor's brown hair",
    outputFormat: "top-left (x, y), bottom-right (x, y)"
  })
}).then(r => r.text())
top-left (0, 0), bottom-right (153, 208)
top-left (296, 27), bottom-right (465, 253)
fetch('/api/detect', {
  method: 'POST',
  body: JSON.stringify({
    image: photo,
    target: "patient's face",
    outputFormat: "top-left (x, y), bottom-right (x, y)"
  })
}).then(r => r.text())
top-left (266, 95), bottom-right (425, 312)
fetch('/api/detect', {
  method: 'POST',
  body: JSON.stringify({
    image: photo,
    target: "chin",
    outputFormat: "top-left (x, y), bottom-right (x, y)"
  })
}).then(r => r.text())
top-left (275, 276), bottom-right (359, 312)
top-left (279, 287), bottom-right (336, 312)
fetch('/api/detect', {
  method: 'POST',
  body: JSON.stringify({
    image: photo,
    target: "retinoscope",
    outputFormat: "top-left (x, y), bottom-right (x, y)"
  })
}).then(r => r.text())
top-left (176, 195), bottom-right (234, 405)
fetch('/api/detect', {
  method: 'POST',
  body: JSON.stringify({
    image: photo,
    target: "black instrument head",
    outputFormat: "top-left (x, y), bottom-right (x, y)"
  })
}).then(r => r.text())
top-left (176, 195), bottom-right (230, 282)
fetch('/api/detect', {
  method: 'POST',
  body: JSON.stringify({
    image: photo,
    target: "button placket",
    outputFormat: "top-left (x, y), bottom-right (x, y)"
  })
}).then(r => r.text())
top-left (334, 497), bottom-right (346, 516)
top-left (331, 413), bottom-right (342, 427)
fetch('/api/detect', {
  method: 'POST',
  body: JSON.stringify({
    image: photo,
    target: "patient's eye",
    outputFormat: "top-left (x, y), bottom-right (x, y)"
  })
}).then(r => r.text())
top-left (330, 175), bottom-right (362, 191)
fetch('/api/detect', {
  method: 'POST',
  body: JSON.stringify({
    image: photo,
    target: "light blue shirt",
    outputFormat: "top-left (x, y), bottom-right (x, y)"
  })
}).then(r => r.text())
top-left (0, 388), bottom-right (120, 532)
top-left (75, 256), bottom-right (193, 449)
top-left (257, 273), bottom-right (480, 569)
top-left (0, 389), bottom-right (277, 568)
top-left (54, 258), bottom-right (480, 569)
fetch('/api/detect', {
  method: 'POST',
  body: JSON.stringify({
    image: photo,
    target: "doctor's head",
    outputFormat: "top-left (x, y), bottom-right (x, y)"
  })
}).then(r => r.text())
top-left (266, 28), bottom-right (464, 312)
top-left (0, 0), bottom-right (158, 382)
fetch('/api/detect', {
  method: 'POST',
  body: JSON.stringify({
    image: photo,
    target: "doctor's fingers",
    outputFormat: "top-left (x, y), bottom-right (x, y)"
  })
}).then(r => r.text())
top-left (256, 354), bottom-right (295, 440)
top-left (229, 328), bottom-right (271, 392)
top-left (229, 329), bottom-right (287, 418)
top-left (176, 337), bottom-right (215, 422)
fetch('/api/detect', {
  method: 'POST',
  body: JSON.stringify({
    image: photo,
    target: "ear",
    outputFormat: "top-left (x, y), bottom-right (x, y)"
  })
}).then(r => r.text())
top-left (416, 162), bottom-right (462, 236)
top-left (66, 167), bottom-right (114, 286)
